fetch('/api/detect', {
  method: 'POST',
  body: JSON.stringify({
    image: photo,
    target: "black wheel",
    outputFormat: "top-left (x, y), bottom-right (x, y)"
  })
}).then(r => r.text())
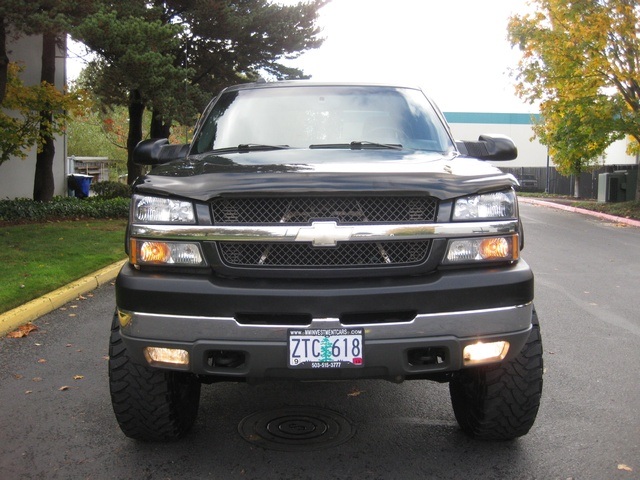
top-left (108, 312), bottom-right (201, 441)
top-left (449, 309), bottom-right (543, 440)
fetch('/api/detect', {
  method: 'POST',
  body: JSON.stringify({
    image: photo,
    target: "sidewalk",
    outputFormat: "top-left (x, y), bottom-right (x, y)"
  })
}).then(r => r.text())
top-left (0, 260), bottom-right (126, 336)
top-left (2, 199), bottom-right (638, 337)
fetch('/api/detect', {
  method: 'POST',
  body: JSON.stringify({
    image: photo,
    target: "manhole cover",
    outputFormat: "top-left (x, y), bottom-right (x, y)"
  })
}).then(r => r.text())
top-left (238, 406), bottom-right (356, 451)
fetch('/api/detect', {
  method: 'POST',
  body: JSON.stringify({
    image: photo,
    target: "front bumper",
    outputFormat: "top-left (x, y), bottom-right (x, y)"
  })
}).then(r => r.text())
top-left (115, 261), bottom-right (534, 381)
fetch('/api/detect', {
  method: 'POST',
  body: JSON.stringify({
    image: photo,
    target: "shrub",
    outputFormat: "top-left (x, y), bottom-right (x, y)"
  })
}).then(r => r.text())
top-left (91, 181), bottom-right (132, 199)
top-left (0, 196), bottom-right (130, 223)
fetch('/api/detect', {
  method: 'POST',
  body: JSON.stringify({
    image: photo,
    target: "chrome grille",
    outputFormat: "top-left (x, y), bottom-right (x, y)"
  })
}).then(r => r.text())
top-left (218, 241), bottom-right (431, 267)
top-left (211, 196), bottom-right (438, 224)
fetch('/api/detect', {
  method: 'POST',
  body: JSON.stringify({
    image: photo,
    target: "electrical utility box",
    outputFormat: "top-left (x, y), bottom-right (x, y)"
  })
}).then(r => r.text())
top-left (598, 171), bottom-right (630, 203)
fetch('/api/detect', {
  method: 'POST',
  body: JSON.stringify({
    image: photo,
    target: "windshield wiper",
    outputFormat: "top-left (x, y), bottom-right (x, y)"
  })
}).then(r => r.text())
top-left (309, 141), bottom-right (403, 150)
top-left (211, 144), bottom-right (291, 154)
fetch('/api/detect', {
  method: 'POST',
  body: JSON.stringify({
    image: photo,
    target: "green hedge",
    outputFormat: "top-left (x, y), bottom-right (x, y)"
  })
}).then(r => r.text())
top-left (0, 196), bottom-right (130, 222)
top-left (91, 181), bottom-right (132, 199)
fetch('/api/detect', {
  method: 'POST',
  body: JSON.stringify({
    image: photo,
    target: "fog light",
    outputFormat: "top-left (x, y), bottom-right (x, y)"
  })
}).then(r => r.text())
top-left (463, 341), bottom-right (509, 365)
top-left (144, 347), bottom-right (190, 367)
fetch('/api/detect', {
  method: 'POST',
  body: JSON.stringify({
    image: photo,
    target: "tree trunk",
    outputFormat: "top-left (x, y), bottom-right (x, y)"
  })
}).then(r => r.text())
top-left (573, 175), bottom-right (580, 198)
top-left (126, 89), bottom-right (145, 185)
top-left (635, 154), bottom-right (640, 201)
top-left (0, 18), bottom-right (9, 105)
top-left (150, 109), bottom-right (172, 139)
top-left (33, 32), bottom-right (57, 202)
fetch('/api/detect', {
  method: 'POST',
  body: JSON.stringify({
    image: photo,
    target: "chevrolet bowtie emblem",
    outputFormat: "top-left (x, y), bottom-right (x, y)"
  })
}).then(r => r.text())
top-left (295, 221), bottom-right (353, 247)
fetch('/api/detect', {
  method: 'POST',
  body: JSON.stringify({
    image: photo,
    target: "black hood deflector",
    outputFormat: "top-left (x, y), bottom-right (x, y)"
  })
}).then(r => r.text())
top-left (134, 149), bottom-right (517, 202)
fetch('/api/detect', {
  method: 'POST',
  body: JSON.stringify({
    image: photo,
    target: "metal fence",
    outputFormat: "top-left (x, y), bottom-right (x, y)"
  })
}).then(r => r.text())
top-left (501, 164), bottom-right (638, 199)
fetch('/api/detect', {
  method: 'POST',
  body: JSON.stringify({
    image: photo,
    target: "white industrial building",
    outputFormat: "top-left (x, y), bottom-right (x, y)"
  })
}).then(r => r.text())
top-left (446, 112), bottom-right (637, 198)
top-left (445, 112), bottom-right (636, 168)
top-left (0, 33), bottom-right (68, 199)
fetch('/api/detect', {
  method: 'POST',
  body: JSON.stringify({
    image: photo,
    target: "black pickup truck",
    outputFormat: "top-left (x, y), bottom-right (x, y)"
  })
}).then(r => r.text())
top-left (110, 81), bottom-right (543, 442)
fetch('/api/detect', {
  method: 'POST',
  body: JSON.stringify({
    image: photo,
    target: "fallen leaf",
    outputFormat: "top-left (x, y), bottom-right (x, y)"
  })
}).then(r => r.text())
top-left (348, 388), bottom-right (365, 397)
top-left (69, 314), bottom-right (77, 317)
top-left (32, 377), bottom-right (42, 382)
top-left (73, 375), bottom-right (84, 380)
top-left (13, 374), bottom-right (24, 380)
top-left (34, 343), bottom-right (42, 346)
top-left (25, 390), bottom-right (32, 395)
top-left (618, 464), bottom-right (633, 472)
top-left (6, 323), bottom-right (38, 338)
top-left (59, 386), bottom-right (69, 391)
top-left (78, 295), bottom-right (86, 300)
top-left (37, 358), bottom-right (46, 364)
top-left (66, 344), bottom-right (73, 348)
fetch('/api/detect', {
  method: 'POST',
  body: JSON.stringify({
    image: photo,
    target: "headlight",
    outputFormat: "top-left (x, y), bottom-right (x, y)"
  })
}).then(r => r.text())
top-left (444, 235), bottom-right (519, 264)
top-left (453, 191), bottom-right (516, 220)
top-left (132, 195), bottom-right (195, 224)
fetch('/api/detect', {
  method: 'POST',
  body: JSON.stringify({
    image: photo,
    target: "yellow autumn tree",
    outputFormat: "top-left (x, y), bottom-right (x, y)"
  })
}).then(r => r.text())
top-left (0, 62), bottom-right (87, 164)
top-left (508, 0), bottom-right (640, 199)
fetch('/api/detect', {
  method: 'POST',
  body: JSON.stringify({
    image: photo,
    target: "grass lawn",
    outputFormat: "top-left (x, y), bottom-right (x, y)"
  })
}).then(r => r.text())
top-left (0, 219), bottom-right (127, 313)
top-left (571, 199), bottom-right (640, 220)
top-left (518, 193), bottom-right (640, 221)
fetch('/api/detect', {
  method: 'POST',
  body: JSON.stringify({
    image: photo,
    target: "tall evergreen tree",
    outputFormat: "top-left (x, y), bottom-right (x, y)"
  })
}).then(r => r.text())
top-left (74, 0), bottom-right (327, 184)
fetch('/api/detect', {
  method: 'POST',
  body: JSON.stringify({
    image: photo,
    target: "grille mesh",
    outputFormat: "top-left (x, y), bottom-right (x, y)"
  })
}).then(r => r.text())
top-left (218, 241), bottom-right (431, 267)
top-left (211, 196), bottom-right (437, 224)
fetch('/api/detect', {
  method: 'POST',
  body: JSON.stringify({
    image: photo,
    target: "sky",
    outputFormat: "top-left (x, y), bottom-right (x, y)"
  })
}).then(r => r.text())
top-left (277, 0), bottom-right (536, 113)
top-left (67, 0), bottom-right (536, 114)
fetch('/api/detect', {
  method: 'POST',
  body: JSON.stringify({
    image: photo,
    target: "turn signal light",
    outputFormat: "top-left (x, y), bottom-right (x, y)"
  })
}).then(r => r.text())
top-left (140, 241), bottom-right (171, 263)
top-left (478, 237), bottom-right (511, 260)
top-left (129, 239), bottom-right (205, 266)
top-left (444, 235), bottom-right (519, 264)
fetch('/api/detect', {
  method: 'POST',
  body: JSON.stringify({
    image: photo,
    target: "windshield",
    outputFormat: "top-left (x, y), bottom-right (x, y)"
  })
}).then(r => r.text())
top-left (192, 85), bottom-right (455, 154)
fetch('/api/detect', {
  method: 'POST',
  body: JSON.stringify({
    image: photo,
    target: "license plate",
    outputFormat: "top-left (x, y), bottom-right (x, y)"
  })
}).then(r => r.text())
top-left (288, 328), bottom-right (364, 369)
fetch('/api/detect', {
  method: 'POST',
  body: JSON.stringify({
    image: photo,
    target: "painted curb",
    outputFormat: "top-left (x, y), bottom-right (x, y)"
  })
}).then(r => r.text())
top-left (0, 259), bottom-right (126, 336)
top-left (519, 197), bottom-right (640, 228)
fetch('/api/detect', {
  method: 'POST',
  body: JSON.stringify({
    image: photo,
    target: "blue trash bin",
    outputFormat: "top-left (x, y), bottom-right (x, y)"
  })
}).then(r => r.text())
top-left (68, 174), bottom-right (93, 198)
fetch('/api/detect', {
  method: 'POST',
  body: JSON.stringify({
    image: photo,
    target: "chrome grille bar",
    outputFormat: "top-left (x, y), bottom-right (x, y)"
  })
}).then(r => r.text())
top-left (130, 220), bottom-right (519, 243)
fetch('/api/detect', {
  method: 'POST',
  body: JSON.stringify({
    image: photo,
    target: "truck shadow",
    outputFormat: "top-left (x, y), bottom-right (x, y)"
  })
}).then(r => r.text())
top-left (122, 380), bottom-right (535, 479)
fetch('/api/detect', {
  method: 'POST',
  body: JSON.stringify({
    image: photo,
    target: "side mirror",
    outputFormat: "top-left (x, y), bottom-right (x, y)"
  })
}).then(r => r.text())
top-left (455, 134), bottom-right (517, 161)
top-left (133, 138), bottom-right (190, 165)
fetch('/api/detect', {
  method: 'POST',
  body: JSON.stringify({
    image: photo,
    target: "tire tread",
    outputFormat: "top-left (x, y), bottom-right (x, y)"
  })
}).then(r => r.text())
top-left (108, 313), bottom-right (200, 441)
top-left (449, 310), bottom-right (543, 440)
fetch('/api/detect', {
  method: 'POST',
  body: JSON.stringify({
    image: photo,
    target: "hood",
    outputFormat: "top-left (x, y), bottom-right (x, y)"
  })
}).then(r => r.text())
top-left (134, 149), bottom-right (517, 202)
